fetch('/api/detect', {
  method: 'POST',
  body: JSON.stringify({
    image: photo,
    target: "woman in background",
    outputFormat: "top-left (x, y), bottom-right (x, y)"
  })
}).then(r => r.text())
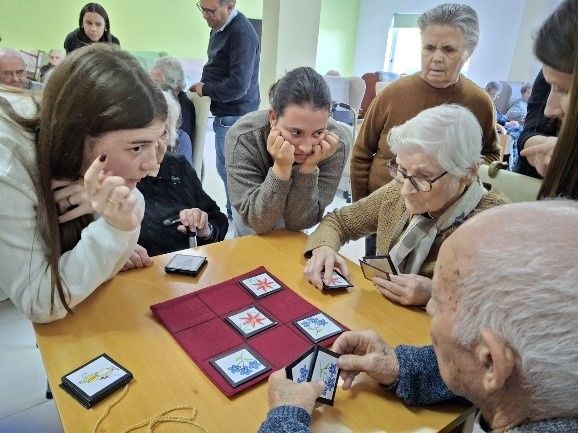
top-left (64, 3), bottom-right (120, 54)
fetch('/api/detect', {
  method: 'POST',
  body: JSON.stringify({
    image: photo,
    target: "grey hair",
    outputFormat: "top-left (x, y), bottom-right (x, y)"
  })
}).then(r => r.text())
top-left (152, 57), bottom-right (185, 92)
top-left (0, 47), bottom-right (25, 66)
top-left (162, 90), bottom-right (181, 149)
top-left (417, 3), bottom-right (479, 54)
top-left (219, 0), bottom-right (235, 6)
top-left (453, 200), bottom-right (578, 418)
top-left (387, 104), bottom-right (482, 178)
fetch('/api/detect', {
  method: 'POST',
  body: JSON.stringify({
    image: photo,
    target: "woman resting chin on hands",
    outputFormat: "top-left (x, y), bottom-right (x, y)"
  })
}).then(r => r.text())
top-left (303, 104), bottom-right (508, 307)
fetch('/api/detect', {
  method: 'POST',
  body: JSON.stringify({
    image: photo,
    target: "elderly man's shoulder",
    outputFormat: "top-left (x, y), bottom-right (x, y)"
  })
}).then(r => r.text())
top-left (509, 416), bottom-right (578, 432)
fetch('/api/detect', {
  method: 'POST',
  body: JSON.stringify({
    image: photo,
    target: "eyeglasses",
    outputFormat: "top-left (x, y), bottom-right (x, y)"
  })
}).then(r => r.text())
top-left (196, 1), bottom-right (219, 17)
top-left (386, 160), bottom-right (448, 192)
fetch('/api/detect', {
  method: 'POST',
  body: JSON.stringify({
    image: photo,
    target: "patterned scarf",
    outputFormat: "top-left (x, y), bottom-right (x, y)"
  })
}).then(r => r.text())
top-left (389, 177), bottom-right (487, 274)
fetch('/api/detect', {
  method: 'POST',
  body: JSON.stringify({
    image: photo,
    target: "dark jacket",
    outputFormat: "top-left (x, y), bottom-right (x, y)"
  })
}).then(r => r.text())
top-left (63, 28), bottom-right (120, 54)
top-left (201, 12), bottom-right (260, 116)
top-left (137, 154), bottom-right (228, 256)
top-left (177, 91), bottom-right (196, 142)
top-left (516, 70), bottom-right (560, 179)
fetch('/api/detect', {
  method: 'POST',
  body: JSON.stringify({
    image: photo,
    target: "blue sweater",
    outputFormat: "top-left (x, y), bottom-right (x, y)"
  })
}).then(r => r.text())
top-left (258, 345), bottom-right (458, 432)
top-left (258, 346), bottom-right (578, 432)
top-left (201, 12), bottom-right (260, 117)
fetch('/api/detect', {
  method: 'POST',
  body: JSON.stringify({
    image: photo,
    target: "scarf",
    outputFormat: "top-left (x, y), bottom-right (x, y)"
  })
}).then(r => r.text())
top-left (389, 177), bottom-right (487, 274)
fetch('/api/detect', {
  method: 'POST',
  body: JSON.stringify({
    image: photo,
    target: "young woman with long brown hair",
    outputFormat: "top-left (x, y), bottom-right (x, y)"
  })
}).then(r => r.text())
top-left (0, 44), bottom-right (167, 322)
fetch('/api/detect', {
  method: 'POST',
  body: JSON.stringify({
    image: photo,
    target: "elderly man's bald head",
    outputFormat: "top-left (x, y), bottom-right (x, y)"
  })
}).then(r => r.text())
top-left (447, 199), bottom-right (578, 276)
top-left (0, 48), bottom-right (27, 88)
top-left (431, 199), bottom-right (578, 420)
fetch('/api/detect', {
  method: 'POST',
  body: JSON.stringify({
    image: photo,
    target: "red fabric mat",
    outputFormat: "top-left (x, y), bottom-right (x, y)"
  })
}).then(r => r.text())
top-left (150, 266), bottom-right (348, 397)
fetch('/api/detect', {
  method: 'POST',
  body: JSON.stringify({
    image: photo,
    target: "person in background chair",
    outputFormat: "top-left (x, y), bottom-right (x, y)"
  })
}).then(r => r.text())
top-left (39, 49), bottom-right (63, 82)
top-left (150, 56), bottom-right (196, 146)
top-left (484, 80), bottom-right (502, 102)
top-left (505, 82), bottom-right (532, 123)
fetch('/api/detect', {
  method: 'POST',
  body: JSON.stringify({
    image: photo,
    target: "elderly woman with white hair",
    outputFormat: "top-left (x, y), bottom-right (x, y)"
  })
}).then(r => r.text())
top-left (150, 56), bottom-right (196, 145)
top-left (304, 104), bottom-right (508, 306)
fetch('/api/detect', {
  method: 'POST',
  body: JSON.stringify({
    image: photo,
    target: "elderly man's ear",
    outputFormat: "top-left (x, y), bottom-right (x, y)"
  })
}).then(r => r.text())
top-left (476, 328), bottom-right (517, 393)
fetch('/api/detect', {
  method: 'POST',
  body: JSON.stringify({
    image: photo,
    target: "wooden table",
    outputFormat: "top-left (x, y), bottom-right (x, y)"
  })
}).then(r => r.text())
top-left (35, 230), bottom-right (471, 433)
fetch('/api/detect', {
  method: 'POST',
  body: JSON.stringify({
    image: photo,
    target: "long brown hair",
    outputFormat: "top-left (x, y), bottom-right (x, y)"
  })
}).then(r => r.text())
top-left (533, 0), bottom-right (577, 74)
top-left (539, 40), bottom-right (578, 199)
top-left (534, 0), bottom-right (578, 199)
top-left (1, 44), bottom-right (167, 313)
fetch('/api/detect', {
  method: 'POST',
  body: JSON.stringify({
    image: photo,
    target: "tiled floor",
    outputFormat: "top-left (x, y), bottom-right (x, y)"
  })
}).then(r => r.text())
top-left (0, 120), bottom-right (363, 432)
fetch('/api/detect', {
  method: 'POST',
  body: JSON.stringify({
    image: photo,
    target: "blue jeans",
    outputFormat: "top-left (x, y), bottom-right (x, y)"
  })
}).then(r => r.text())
top-left (213, 115), bottom-right (241, 219)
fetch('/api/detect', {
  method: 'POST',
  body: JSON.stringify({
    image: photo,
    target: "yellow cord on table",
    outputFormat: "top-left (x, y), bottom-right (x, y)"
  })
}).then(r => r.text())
top-left (92, 384), bottom-right (210, 433)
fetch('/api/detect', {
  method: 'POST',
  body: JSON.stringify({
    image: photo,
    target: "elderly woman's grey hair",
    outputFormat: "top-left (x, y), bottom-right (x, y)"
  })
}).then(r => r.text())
top-left (452, 200), bottom-right (578, 418)
top-left (162, 90), bottom-right (181, 149)
top-left (417, 3), bottom-right (480, 54)
top-left (152, 57), bottom-right (186, 93)
top-left (387, 104), bottom-right (482, 178)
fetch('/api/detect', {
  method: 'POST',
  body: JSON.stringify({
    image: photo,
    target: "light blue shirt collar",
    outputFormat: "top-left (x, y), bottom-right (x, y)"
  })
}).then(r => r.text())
top-left (217, 7), bottom-right (238, 32)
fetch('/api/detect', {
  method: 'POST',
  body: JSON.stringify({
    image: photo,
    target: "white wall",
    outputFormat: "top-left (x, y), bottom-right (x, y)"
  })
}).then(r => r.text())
top-left (354, 0), bottom-right (561, 86)
top-left (261, 0), bottom-right (322, 108)
top-left (508, 0), bottom-right (563, 81)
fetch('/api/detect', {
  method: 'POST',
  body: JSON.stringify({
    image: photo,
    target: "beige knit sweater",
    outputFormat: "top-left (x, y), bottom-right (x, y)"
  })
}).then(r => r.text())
top-left (226, 110), bottom-right (351, 234)
top-left (304, 180), bottom-right (509, 278)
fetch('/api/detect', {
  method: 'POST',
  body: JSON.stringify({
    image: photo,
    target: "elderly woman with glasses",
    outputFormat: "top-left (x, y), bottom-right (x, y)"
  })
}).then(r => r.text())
top-left (304, 104), bottom-right (508, 306)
